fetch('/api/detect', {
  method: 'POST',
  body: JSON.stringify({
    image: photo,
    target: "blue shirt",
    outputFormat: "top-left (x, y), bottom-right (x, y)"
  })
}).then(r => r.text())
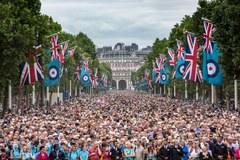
top-left (80, 150), bottom-right (89, 160)
top-left (68, 151), bottom-right (79, 160)
top-left (182, 145), bottom-right (189, 160)
top-left (22, 152), bottom-right (33, 160)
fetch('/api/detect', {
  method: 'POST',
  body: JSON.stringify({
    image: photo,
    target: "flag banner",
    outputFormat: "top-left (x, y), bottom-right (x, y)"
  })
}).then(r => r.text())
top-left (176, 40), bottom-right (185, 60)
top-left (167, 48), bottom-right (176, 70)
top-left (50, 35), bottom-right (60, 60)
top-left (69, 47), bottom-right (76, 57)
top-left (74, 66), bottom-right (81, 82)
top-left (102, 75), bottom-right (107, 87)
top-left (80, 63), bottom-right (92, 87)
top-left (160, 64), bottom-right (169, 85)
top-left (183, 33), bottom-right (203, 83)
top-left (59, 42), bottom-right (68, 64)
top-left (60, 65), bottom-right (64, 78)
top-left (92, 68), bottom-right (98, 88)
top-left (97, 79), bottom-right (103, 88)
top-left (19, 55), bottom-right (44, 87)
top-left (203, 20), bottom-right (215, 53)
top-left (174, 59), bottom-right (185, 79)
top-left (144, 69), bottom-right (152, 89)
top-left (44, 58), bottom-right (60, 87)
top-left (203, 42), bottom-right (223, 86)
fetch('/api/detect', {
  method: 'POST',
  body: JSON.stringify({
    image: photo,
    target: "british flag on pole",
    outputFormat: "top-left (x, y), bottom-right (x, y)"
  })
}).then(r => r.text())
top-left (50, 34), bottom-right (60, 60)
top-left (183, 33), bottom-right (203, 83)
top-left (59, 42), bottom-right (68, 64)
top-left (19, 55), bottom-right (44, 87)
top-left (92, 68), bottom-right (98, 88)
top-left (167, 48), bottom-right (176, 70)
top-left (69, 47), bottom-right (76, 57)
top-left (203, 20), bottom-right (215, 54)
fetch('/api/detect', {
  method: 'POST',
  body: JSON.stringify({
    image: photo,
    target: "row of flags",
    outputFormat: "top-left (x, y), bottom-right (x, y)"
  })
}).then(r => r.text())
top-left (140, 19), bottom-right (223, 90)
top-left (19, 33), bottom-right (107, 89)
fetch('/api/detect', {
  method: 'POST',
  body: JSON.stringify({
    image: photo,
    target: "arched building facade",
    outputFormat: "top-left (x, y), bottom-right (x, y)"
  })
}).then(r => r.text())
top-left (98, 50), bottom-right (143, 90)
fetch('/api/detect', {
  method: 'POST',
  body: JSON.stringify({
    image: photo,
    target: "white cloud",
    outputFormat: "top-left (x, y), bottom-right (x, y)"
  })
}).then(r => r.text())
top-left (40, 0), bottom-right (198, 48)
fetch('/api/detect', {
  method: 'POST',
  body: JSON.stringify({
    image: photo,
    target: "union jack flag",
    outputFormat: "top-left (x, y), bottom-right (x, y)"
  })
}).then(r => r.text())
top-left (183, 33), bottom-right (203, 83)
top-left (59, 42), bottom-right (68, 64)
top-left (74, 66), bottom-right (81, 82)
top-left (176, 40), bottom-right (185, 60)
top-left (60, 65), bottom-right (64, 78)
top-left (167, 48), bottom-right (176, 70)
top-left (102, 75), bottom-right (107, 87)
top-left (69, 47), bottom-right (76, 57)
top-left (92, 68), bottom-right (98, 88)
top-left (144, 69), bottom-right (152, 89)
top-left (50, 35), bottom-right (60, 60)
top-left (156, 55), bottom-right (166, 71)
top-left (154, 58), bottom-right (161, 83)
top-left (203, 20), bottom-right (215, 53)
top-left (19, 55), bottom-right (44, 87)
top-left (83, 60), bottom-right (90, 72)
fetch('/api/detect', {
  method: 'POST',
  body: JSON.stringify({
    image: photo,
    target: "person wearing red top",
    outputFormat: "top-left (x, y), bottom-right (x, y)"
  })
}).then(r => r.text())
top-left (235, 144), bottom-right (240, 160)
top-left (101, 143), bottom-right (110, 160)
top-left (88, 142), bottom-right (102, 160)
top-left (36, 146), bottom-right (49, 160)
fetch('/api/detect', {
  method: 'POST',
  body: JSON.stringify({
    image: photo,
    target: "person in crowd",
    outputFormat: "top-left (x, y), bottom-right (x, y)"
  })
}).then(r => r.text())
top-left (235, 141), bottom-right (240, 160)
top-left (134, 139), bottom-right (144, 160)
top-left (88, 142), bottom-right (101, 160)
top-left (123, 141), bottom-right (135, 160)
top-left (10, 143), bottom-right (22, 160)
top-left (36, 146), bottom-right (49, 160)
top-left (49, 144), bottom-right (65, 160)
top-left (79, 144), bottom-right (89, 160)
top-left (158, 140), bottom-right (170, 160)
top-left (169, 140), bottom-right (183, 160)
top-left (110, 140), bottom-right (122, 160)
top-left (212, 135), bottom-right (228, 160)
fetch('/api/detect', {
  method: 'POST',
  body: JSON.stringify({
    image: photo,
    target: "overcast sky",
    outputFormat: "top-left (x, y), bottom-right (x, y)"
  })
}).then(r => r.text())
top-left (40, 0), bottom-right (198, 49)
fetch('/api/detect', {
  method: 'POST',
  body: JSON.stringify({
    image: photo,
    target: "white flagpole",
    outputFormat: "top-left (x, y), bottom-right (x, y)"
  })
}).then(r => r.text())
top-left (185, 80), bottom-right (188, 99)
top-left (174, 82), bottom-right (176, 97)
top-left (8, 81), bottom-right (12, 110)
top-left (234, 79), bottom-right (238, 110)
top-left (75, 86), bottom-right (77, 96)
top-left (69, 80), bottom-right (72, 99)
top-left (32, 85), bottom-right (35, 105)
top-left (168, 86), bottom-right (170, 97)
top-left (46, 87), bottom-right (49, 102)
top-left (211, 84), bottom-right (214, 104)
top-left (154, 85), bottom-right (156, 94)
top-left (196, 84), bottom-right (199, 101)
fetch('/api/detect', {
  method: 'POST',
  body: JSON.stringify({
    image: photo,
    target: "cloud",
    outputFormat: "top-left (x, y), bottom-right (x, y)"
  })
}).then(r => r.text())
top-left (40, 0), bottom-right (198, 48)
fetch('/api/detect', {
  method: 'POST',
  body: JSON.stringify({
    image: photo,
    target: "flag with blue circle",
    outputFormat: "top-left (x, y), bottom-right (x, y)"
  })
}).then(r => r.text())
top-left (80, 63), bottom-right (92, 87)
top-left (44, 58), bottom-right (60, 87)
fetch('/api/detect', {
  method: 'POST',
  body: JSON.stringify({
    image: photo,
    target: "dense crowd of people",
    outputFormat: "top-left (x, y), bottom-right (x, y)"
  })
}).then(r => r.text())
top-left (0, 91), bottom-right (240, 160)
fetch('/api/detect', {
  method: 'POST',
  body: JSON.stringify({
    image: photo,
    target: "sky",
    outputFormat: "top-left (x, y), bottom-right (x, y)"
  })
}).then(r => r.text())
top-left (40, 0), bottom-right (199, 49)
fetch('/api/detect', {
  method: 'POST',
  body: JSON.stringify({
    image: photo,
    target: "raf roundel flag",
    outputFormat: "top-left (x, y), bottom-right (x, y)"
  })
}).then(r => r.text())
top-left (203, 42), bottom-right (222, 86)
top-left (44, 58), bottom-right (60, 87)
top-left (80, 63), bottom-right (92, 87)
top-left (160, 64), bottom-right (169, 85)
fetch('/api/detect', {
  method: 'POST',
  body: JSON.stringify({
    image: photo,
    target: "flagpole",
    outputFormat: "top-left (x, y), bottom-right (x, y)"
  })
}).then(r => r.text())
top-left (185, 80), bottom-right (188, 99)
top-left (8, 80), bottom-right (12, 110)
top-left (69, 80), bottom-right (72, 100)
top-left (75, 85), bottom-right (77, 97)
top-left (32, 85), bottom-right (35, 105)
top-left (211, 84), bottom-right (214, 104)
top-left (46, 87), bottom-right (49, 106)
top-left (168, 86), bottom-right (170, 97)
top-left (234, 78), bottom-right (238, 110)
top-left (154, 85), bottom-right (156, 94)
top-left (160, 86), bottom-right (162, 96)
top-left (196, 83), bottom-right (199, 101)
top-left (174, 82), bottom-right (176, 97)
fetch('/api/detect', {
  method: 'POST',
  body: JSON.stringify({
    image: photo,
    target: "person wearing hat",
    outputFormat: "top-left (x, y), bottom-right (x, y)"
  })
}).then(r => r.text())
top-left (212, 135), bottom-right (228, 159)
top-left (49, 144), bottom-right (65, 160)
